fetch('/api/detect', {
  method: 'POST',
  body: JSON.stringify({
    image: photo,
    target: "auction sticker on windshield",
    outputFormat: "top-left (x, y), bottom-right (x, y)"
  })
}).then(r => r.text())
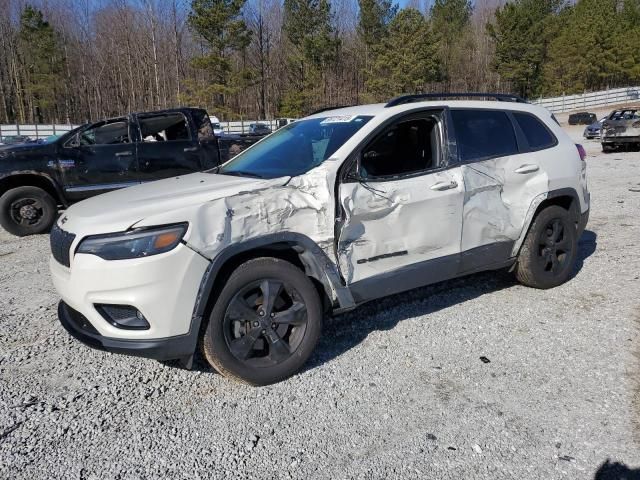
top-left (320, 115), bottom-right (360, 124)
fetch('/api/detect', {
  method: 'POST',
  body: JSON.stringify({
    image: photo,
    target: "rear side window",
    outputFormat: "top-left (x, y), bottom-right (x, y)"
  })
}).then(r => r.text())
top-left (513, 112), bottom-right (556, 150)
top-left (451, 110), bottom-right (518, 162)
top-left (138, 113), bottom-right (190, 142)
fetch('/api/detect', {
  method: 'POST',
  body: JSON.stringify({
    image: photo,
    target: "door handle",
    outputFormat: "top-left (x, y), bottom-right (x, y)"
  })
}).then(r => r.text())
top-left (514, 164), bottom-right (539, 174)
top-left (430, 180), bottom-right (458, 191)
top-left (183, 146), bottom-right (198, 152)
top-left (115, 151), bottom-right (133, 157)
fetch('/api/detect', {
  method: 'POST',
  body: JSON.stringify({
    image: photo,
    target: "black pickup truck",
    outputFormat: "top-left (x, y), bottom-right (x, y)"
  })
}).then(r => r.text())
top-left (0, 107), bottom-right (262, 236)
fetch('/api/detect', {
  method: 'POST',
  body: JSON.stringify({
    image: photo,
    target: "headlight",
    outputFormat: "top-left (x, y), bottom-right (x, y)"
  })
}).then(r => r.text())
top-left (76, 223), bottom-right (188, 260)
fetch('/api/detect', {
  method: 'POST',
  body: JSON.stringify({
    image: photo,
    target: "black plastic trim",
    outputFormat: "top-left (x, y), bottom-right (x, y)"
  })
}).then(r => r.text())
top-left (58, 301), bottom-right (198, 361)
top-left (191, 233), bottom-right (356, 321)
top-left (349, 241), bottom-right (515, 304)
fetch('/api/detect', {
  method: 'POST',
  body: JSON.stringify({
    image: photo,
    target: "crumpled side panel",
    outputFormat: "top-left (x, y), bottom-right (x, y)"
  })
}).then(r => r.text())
top-left (461, 158), bottom-right (549, 253)
top-left (188, 166), bottom-right (338, 264)
top-left (337, 169), bottom-right (464, 284)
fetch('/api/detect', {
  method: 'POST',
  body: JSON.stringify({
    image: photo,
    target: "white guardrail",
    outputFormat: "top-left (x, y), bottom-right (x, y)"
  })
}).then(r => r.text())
top-left (0, 119), bottom-right (291, 140)
top-left (2, 86), bottom-right (640, 139)
top-left (532, 85), bottom-right (640, 113)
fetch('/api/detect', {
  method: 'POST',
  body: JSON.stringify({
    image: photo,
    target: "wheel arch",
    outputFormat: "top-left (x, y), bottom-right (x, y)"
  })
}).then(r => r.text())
top-left (511, 188), bottom-right (581, 258)
top-left (0, 172), bottom-right (66, 206)
top-left (191, 233), bottom-right (355, 325)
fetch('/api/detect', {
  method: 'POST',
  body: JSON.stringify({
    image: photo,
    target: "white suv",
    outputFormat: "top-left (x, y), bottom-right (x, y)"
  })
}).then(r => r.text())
top-left (50, 94), bottom-right (590, 385)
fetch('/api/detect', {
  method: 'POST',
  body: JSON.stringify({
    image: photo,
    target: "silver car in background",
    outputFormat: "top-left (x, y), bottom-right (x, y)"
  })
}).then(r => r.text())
top-left (601, 107), bottom-right (640, 152)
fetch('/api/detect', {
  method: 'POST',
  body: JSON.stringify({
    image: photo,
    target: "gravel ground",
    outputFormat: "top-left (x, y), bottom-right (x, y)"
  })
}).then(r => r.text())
top-left (1, 125), bottom-right (639, 479)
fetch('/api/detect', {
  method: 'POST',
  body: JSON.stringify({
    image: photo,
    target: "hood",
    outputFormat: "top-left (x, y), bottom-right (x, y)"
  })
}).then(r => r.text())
top-left (0, 142), bottom-right (50, 157)
top-left (60, 172), bottom-right (290, 235)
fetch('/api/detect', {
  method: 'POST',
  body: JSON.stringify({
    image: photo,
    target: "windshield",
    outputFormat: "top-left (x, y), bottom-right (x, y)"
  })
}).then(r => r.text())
top-left (218, 115), bottom-right (372, 179)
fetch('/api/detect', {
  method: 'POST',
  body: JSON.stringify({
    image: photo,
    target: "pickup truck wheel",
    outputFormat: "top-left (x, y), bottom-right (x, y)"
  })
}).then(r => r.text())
top-left (0, 186), bottom-right (57, 236)
top-left (515, 205), bottom-right (577, 289)
top-left (201, 257), bottom-right (322, 386)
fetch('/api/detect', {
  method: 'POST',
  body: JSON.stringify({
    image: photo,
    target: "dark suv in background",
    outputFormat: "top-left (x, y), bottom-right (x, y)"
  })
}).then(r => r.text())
top-left (568, 112), bottom-right (596, 125)
top-left (0, 108), bottom-right (221, 236)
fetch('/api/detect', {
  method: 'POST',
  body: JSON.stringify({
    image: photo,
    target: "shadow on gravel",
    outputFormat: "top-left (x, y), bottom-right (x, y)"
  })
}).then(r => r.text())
top-left (307, 229), bottom-right (599, 372)
top-left (307, 268), bottom-right (518, 371)
top-left (594, 459), bottom-right (640, 479)
top-left (575, 229), bottom-right (598, 275)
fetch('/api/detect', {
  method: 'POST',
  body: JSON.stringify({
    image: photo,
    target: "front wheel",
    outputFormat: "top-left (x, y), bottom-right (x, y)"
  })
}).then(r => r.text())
top-left (201, 257), bottom-right (322, 385)
top-left (0, 186), bottom-right (57, 236)
top-left (515, 206), bottom-right (578, 289)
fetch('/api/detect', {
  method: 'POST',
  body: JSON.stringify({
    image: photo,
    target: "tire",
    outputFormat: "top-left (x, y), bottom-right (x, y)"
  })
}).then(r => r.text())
top-left (201, 257), bottom-right (323, 386)
top-left (602, 144), bottom-right (614, 153)
top-left (0, 186), bottom-right (57, 236)
top-left (515, 205), bottom-right (578, 290)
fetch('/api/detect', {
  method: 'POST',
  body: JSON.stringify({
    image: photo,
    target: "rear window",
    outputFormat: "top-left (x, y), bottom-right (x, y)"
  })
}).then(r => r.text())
top-left (513, 112), bottom-right (556, 150)
top-left (451, 110), bottom-right (519, 162)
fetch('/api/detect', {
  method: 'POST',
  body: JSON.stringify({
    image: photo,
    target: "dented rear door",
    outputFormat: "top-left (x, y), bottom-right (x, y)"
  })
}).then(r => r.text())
top-left (454, 109), bottom-right (551, 269)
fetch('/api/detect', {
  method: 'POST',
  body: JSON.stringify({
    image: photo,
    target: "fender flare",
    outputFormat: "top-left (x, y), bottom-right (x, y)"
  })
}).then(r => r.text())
top-left (511, 187), bottom-right (581, 257)
top-left (187, 232), bottom-right (356, 345)
top-left (0, 171), bottom-right (68, 206)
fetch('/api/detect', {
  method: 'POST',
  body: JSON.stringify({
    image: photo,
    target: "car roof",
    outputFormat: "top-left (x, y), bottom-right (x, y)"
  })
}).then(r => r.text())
top-left (305, 100), bottom-right (553, 121)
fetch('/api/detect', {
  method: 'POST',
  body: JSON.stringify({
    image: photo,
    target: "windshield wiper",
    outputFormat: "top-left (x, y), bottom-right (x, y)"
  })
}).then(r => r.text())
top-left (220, 170), bottom-right (264, 179)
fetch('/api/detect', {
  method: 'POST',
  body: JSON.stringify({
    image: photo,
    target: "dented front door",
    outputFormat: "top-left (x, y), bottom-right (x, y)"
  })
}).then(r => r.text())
top-left (337, 168), bottom-right (465, 285)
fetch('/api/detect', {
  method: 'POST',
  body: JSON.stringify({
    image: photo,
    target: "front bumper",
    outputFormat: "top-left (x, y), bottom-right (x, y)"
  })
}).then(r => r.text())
top-left (58, 301), bottom-right (199, 361)
top-left (50, 240), bottom-right (210, 363)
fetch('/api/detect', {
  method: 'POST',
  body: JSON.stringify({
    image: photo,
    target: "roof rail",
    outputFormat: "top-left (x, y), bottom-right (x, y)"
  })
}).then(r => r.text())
top-left (309, 105), bottom-right (354, 115)
top-left (385, 92), bottom-right (527, 108)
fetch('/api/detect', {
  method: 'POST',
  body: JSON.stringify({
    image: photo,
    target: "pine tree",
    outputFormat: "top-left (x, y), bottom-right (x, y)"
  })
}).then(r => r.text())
top-left (358, 0), bottom-right (398, 48)
top-left (367, 8), bottom-right (441, 99)
top-left (487, 0), bottom-right (564, 98)
top-left (281, 0), bottom-right (339, 115)
top-left (18, 6), bottom-right (64, 122)
top-left (185, 0), bottom-right (251, 116)
top-left (357, 0), bottom-right (397, 100)
top-left (543, 0), bottom-right (633, 94)
top-left (617, 0), bottom-right (640, 85)
top-left (429, 0), bottom-right (473, 86)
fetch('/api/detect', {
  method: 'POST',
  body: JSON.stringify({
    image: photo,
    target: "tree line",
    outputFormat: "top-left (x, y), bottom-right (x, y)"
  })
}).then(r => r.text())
top-left (0, 0), bottom-right (639, 124)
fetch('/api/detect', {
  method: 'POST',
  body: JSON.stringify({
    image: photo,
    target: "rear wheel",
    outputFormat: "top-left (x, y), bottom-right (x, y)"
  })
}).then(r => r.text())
top-left (0, 186), bottom-right (57, 236)
top-left (602, 143), bottom-right (615, 153)
top-left (201, 257), bottom-right (322, 385)
top-left (515, 206), bottom-right (577, 289)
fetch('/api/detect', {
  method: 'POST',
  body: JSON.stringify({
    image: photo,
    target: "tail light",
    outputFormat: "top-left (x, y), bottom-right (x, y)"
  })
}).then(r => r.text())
top-left (576, 144), bottom-right (587, 161)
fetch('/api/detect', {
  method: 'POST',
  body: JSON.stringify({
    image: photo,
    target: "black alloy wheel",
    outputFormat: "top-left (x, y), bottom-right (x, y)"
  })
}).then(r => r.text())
top-left (536, 218), bottom-right (571, 275)
top-left (223, 279), bottom-right (308, 367)
top-left (201, 257), bottom-right (322, 385)
top-left (0, 186), bottom-right (57, 236)
top-left (515, 205), bottom-right (578, 289)
top-left (10, 197), bottom-right (45, 228)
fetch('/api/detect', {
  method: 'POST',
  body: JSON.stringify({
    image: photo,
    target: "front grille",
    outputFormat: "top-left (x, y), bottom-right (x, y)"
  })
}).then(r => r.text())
top-left (50, 223), bottom-right (76, 267)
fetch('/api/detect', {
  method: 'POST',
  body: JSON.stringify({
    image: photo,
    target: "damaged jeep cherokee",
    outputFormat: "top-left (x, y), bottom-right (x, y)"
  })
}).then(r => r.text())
top-left (50, 93), bottom-right (590, 385)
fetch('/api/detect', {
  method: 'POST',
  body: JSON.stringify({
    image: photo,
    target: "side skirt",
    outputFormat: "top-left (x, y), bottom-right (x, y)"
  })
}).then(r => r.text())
top-left (349, 242), bottom-right (515, 305)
